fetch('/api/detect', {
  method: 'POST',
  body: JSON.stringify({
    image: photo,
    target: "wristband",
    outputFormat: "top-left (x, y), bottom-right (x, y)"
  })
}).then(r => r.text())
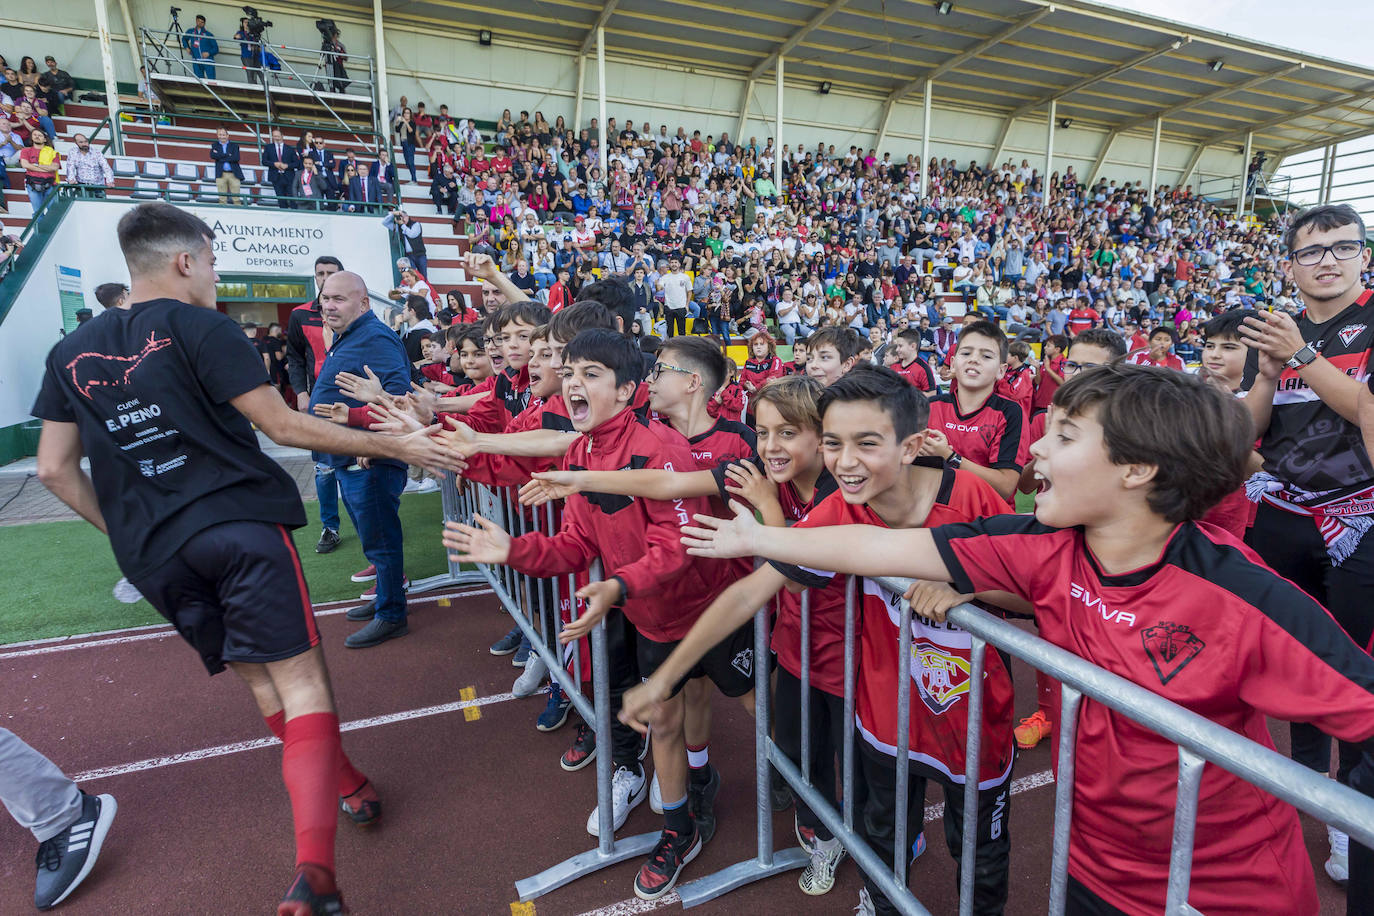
top-left (610, 575), bottom-right (629, 605)
top-left (947, 452), bottom-right (962, 468)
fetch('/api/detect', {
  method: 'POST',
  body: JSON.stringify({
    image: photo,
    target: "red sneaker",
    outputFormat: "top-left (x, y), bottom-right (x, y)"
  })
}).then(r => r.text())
top-left (1014, 710), bottom-right (1053, 750)
top-left (277, 864), bottom-right (344, 916)
top-left (349, 564), bottom-right (377, 583)
top-left (359, 576), bottom-right (409, 599)
top-left (339, 779), bottom-right (381, 827)
top-left (633, 827), bottom-right (701, 901)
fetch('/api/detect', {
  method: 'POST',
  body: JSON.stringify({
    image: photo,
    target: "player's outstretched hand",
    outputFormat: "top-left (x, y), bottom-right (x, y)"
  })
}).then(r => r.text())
top-left (438, 415), bottom-right (481, 458)
top-left (561, 579), bottom-right (622, 644)
top-left (442, 514), bottom-right (511, 565)
top-left (312, 402), bottom-right (349, 425)
top-left (618, 680), bottom-right (669, 736)
top-left (335, 365), bottom-right (386, 404)
top-left (681, 500), bottom-right (758, 559)
top-left (408, 382), bottom-right (439, 425)
top-left (902, 580), bottom-right (970, 625)
top-left (518, 470), bottom-right (582, 506)
top-left (367, 396), bottom-right (424, 435)
top-left (394, 424), bottom-right (464, 473)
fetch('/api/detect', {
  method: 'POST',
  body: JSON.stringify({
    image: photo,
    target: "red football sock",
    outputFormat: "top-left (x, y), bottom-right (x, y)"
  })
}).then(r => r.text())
top-left (1037, 670), bottom-right (1062, 723)
top-left (280, 712), bottom-right (341, 878)
top-left (265, 710), bottom-right (368, 798)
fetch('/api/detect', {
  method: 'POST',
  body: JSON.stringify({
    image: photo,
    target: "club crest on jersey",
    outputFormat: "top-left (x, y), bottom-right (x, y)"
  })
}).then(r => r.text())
top-left (731, 647), bottom-right (753, 677)
top-left (1339, 324), bottom-right (1367, 347)
top-left (1141, 622), bottom-right (1205, 685)
top-left (910, 638), bottom-right (971, 714)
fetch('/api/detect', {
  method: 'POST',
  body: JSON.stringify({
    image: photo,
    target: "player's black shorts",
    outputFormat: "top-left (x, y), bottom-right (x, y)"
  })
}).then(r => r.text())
top-left (130, 520), bottom-right (318, 675)
top-left (637, 620), bottom-right (756, 699)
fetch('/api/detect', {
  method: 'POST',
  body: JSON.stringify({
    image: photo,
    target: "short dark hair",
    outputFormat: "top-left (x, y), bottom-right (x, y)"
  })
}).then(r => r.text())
top-left (1045, 333), bottom-right (1070, 352)
top-left (1067, 327), bottom-right (1127, 360)
top-left (660, 335), bottom-right (729, 395)
top-left (116, 202), bottom-right (214, 277)
top-left (957, 319), bottom-right (1008, 362)
top-left (406, 294), bottom-right (432, 320)
top-left (1053, 364), bottom-right (1251, 523)
top-left (818, 364), bottom-right (929, 441)
top-left (563, 328), bottom-right (643, 387)
top-left (548, 300), bottom-right (618, 343)
top-left (94, 282), bottom-right (128, 309)
top-left (895, 328), bottom-right (923, 347)
top-left (807, 326), bottom-right (865, 362)
top-left (496, 301), bottom-right (552, 331)
top-left (1284, 203), bottom-right (1366, 254)
top-left (575, 275), bottom-right (634, 326)
top-left (315, 255), bottom-right (344, 270)
top-left (1203, 308), bottom-right (1251, 341)
top-left (459, 325), bottom-right (486, 349)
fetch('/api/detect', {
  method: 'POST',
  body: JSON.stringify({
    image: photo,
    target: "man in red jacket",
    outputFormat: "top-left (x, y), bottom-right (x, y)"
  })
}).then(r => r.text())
top-left (444, 329), bottom-right (755, 903)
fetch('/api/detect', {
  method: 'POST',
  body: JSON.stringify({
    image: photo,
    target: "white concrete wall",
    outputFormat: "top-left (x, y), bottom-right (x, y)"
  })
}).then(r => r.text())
top-left (0, 198), bottom-right (393, 428)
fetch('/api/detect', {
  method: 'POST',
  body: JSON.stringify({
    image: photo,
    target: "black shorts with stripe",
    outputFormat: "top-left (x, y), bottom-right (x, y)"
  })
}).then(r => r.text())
top-left (130, 520), bottom-right (319, 675)
top-left (637, 620), bottom-right (756, 699)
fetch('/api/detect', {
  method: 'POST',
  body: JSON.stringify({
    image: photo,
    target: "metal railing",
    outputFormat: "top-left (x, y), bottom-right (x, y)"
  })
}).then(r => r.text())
top-left (437, 477), bottom-right (1374, 914)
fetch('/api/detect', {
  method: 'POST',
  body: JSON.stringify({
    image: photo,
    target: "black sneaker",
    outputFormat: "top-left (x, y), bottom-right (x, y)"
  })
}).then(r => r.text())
top-left (34, 791), bottom-right (117, 911)
top-left (277, 864), bottom-right (344, 916)
top-left (560, 722), bottom-right (597, 771)
top-left (344, 616), bottom-right (408, 649)
top-left (315, 529), bottom-right (341, 554)
top-left (770, 767), bottom-right (794, 812)
top-left (689, 764), bottom-right (722, 844)
top-left (345, 599), bottom-right (377, 622)
top-left (633, 826), bottom-right (701, 901)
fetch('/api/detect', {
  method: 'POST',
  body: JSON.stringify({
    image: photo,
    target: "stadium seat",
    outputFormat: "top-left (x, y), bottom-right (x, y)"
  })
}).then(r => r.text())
top-left (201, 164), bottom-right (218, 182)
top-left (139, 161), bottom-right (170, 180)
top-left (112, 158), bottom-right (138, 178)
top-left (196, 183), bottom-right (220, 203)
top-left (172, 163), bottom-right (199, 182)
top-left (240, 166), bottom-right (258, 186)
top-left (167, 182), bottom-right (194, 202)
top-left (130, 179), bottom-right (161, 200)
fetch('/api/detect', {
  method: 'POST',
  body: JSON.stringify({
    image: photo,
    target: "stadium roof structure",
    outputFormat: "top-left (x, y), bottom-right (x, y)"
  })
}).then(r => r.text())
top-left (350, 0), bottom-right (1374, 161)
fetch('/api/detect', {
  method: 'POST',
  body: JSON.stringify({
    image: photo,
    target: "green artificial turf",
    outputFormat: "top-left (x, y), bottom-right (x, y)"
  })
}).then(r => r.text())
top-left (0, 494), bottom-right (450, 646)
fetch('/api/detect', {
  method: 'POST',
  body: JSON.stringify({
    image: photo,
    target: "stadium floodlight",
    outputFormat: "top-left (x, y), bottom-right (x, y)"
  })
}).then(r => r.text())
top-left (935, 1), bottom-right (953, 14)
top-left (479, 29), bottom-right (493, 46)
top-left (819, 80), bottom-right (832, 94)
top-left (1208, 59), bottom-right (1223, 71)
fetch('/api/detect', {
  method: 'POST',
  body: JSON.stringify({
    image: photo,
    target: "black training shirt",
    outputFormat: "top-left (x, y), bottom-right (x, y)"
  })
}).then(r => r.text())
top-left (31, 299), bottom-right (306, 579)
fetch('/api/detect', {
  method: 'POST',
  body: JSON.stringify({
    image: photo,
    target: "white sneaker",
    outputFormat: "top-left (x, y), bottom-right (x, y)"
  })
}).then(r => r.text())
top-left (416, 478), bottom-right (440, 493)
top-left (649, 770), bottom-right (664, 814)
top-left (855, 886), bottom-right (876, 915)
top-left (512, 653), bottom-right (548, 697)
top-left (402, 478), bottom-right (423, 493)
top-left (587, 765), bottom-right (647, 836)
top-left (799, 835), bottom-right (846, 896)
top-left (1325, 825), bottom-right (1349, 885)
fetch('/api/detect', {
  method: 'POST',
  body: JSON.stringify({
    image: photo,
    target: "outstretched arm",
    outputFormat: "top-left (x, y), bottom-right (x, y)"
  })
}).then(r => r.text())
top-left (35, 422), bottom-right (107, 533)
top-left (518, 467), bottom-right (718, 507)
top-left (682, 500), bottom-right (952, 582)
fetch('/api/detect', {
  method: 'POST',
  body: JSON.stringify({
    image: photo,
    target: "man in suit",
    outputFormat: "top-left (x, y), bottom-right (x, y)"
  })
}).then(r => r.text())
top-left (209, 126), bottom-right (244, 205)
top-left (429, 163), bottom-right (459, 216)
top-left (261, 128), bottom-right (299, 209)
top-left (292, 156), bottom-right (327, 209)
top-left (375, 148), bottom-right (399, 207)
top-left (347, 162), bottom-right (382, 215)
top-left (304, 137), bottom-right (339, 208)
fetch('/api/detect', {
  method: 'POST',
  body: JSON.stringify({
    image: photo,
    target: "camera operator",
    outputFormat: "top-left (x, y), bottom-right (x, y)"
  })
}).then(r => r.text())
top-left (318, 21), bottom-right (348, 93)
top-left (234, 16), bottom-right (260, 83)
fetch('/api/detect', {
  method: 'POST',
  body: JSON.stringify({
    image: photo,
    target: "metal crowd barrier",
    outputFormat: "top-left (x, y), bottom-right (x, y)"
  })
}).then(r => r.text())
top-left (407, 471), bottom-right (486, 595)
top-left (440, 476), bottom-right (658, 900)
top-left (437, 468), bottom-right (1374, 913)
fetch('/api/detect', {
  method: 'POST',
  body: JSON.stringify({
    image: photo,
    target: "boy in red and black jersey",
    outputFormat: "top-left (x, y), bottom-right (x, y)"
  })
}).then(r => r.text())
top-left (445, 330), bottom-right (755, 902)
top-left (1031, 334), bottom-right (1068, 415)
top-left (783, 338), bottom-right (809, 376)
top-left (924, 320), bottom-right (1028, 503)
top-left (888, 328), bottom-right (937, 394)
top-left (995, 339), bottom-right (1035, 420)
top-left (285, 256), bottom-right (343, 410)
top-left (687, 363), bottom-right (1374, 916)
top-left (621, 367), bottom-right (1019, 909)
top-left (463, 302), bottom-right (551, 433)
top-left (1127, 326), bottom-right (1185, 370)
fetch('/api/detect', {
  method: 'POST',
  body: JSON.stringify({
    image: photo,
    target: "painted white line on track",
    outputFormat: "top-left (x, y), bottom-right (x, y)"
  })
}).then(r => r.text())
top-left (71, 690), bottom-right (521, 783)
top-left (573, 769), bottom-right (1057, 916)
top-left (0, 588), bottom-right (494, 660)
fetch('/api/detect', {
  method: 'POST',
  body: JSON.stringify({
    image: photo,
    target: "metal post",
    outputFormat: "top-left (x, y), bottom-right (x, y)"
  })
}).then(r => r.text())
top-left (1148, 116), bottom-right (1162, 208)
top-left (893, 597), bottom-right (913, 887)
top-left (842, 576), bottom-right (858, 832)
top-left (1237, 130), bottom-right (1252, 217)
top-left (596, 27), bottom-right (607, 174)
top-left (1047, 686), bottom-right (1083, 915)
top-left (1323, 144), bottom-right (1337, 204)
top-left (372, 0), bottom-right (390, 138)
top-left (573, 54), bottom-right (586, 135)
top-left (93, 0), bottom-right (124, 155)
top-left (1045, 99), bottom-right (1057, 183)
top-left (919, 80), bottom-right (932, 199)
top-left (116, 0), bottom-right (142, 84)
top-left (1164, 748), bottom-right (1206, 913)
top-left (1317, 145), bottom-right (1332, 203)
top-left (774, 56), bottom-right (784, 196)
top-left (799, 589), bottom-right (811, 784)
top-left (958, 638), bottom-right (986, 916)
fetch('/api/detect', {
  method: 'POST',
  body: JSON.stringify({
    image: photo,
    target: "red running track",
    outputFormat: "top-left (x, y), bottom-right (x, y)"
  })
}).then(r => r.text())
top-left (0, 587), bottom-right (1350, 915)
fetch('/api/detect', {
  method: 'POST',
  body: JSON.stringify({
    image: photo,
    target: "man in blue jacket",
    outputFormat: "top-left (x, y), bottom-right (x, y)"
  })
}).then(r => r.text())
top-left (182, 15), bottom-right (220, 80)
top-left (308, 271), bottom-right (413, 648)
top-left (346, 162), bottom-right (383, 214)
top-left (208, 126), bottom-right (243, 204)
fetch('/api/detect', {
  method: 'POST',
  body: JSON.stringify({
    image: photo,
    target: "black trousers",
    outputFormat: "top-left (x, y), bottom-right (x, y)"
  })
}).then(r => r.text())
top-left (603, 606), bottom-right (643, 769)
top-left (666, 310), bottom-right (689, 338)
top-left (1246, 501), bottom-right (1374, 784)
top-left (773, 666), bottom-right (860, 841)
top-left (1350, 752), bottom-right (1374, 916)
top-left (858, 741), bottom-right (1011, 916)
top-left (1064, 876), bottom-right (1129, 916)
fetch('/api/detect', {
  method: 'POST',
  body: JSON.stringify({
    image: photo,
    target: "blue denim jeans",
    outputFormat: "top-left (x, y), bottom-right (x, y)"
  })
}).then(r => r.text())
top-left (337, 464), bottom-right (407, 622)
top-left (315, 462), bottom-right (340, 532)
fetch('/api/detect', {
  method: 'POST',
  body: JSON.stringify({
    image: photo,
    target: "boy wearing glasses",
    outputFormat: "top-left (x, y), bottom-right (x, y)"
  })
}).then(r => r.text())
top-left (1238, 203), bottom-right (1374, 886)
